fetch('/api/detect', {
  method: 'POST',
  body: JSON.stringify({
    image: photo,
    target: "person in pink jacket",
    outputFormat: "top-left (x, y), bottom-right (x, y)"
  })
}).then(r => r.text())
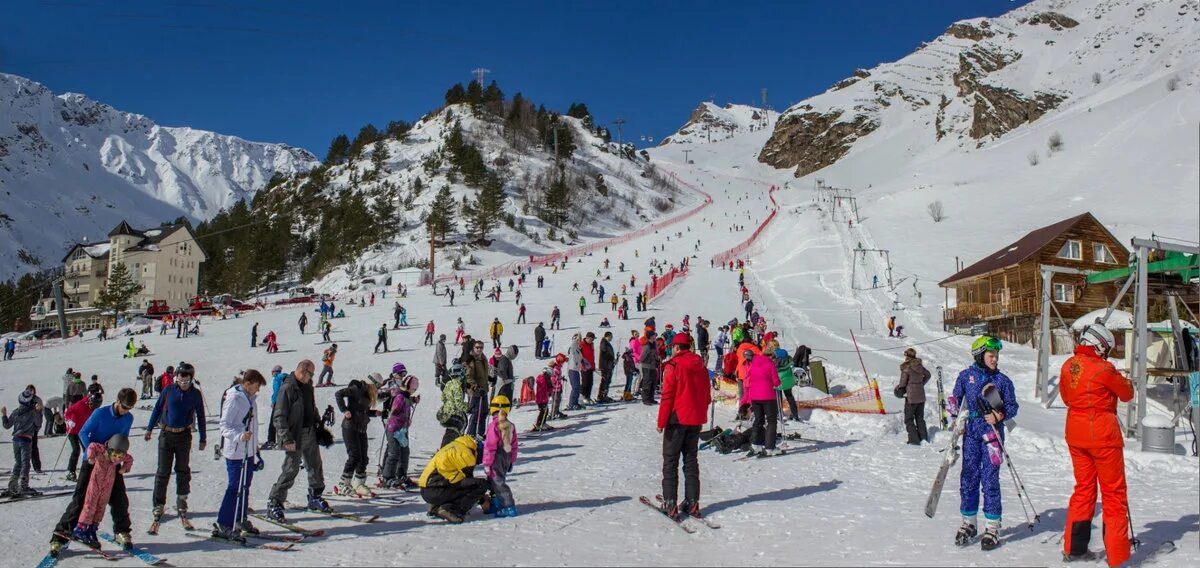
top-left (482, 395), bottom-right (519, 518)
top-left (629, 331), bottom-right (642, 366)
top-left (740, 350), bottom-right (782, 457)
top-left (72, 434), bottom-right (133, 547)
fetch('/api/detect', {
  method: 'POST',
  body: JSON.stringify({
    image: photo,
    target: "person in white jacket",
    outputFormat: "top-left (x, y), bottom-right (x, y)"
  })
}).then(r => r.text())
top-left (212, 369), bottom-right (266, 543)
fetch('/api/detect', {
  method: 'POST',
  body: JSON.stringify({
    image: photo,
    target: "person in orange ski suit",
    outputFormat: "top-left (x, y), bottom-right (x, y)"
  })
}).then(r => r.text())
top-left (1059, 325), bottom-right (1134, 565)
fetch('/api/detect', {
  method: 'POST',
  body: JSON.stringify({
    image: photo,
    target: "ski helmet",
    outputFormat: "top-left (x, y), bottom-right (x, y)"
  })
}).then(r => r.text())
top-left (971, 335), bottom-right (1002, 366)
top-left (1079, 325), bottom-right (1115, 358)
top-left (489, 395), bottom-right (511, 414)
top-left (392, 362), bottom-right (408, 377)
top-left (106, 434), bottom-right (130, 455)
top-left (176, 362), bottom-right (195, 377)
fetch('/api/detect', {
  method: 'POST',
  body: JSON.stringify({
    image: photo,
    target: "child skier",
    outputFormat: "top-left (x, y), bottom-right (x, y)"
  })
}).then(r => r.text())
top-left (483, 395), bottom-right (519, 517)
top-left (436, 363), bottom-right (469, 448)
top-left (2, 387), bottom-right (44, 497)
top-left (532, 368), bottom-right (553, 431)
top-left (71, 434), bottom-right (133, 547)
top-left (952, 336), bottom-right (1019, 550)
top-left (382, 373), bottom-right (420, 489)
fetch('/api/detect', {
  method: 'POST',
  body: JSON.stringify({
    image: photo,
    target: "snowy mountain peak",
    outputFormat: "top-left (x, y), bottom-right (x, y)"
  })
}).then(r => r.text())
top-left (660, 102), bottom-right (776, 146)
top-left (758, 0), bottom-right (1200, 178)
top-left (0, 72), bottom-right (318, 280)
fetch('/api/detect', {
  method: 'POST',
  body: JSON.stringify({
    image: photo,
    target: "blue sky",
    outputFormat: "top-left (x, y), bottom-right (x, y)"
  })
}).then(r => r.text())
top-left (3, 0), bottom-right (1029, 157)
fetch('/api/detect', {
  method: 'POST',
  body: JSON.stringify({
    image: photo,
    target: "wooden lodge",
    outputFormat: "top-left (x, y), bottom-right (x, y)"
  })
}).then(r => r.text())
top-left (939, 212), bottom-right (1130, 344)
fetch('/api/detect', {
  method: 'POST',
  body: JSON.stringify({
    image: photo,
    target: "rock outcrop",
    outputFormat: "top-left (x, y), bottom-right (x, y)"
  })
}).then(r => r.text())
top-left (757, 109), bottom-right (879, 177)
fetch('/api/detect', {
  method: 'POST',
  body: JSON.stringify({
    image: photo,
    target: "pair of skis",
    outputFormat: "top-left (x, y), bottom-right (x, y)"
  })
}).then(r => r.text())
top-left (1, 490), bottom-right (73, 505)
top-left (40, 531), bottom-right (168, 567)
top-left (638, 495), bottom-right (720, 533)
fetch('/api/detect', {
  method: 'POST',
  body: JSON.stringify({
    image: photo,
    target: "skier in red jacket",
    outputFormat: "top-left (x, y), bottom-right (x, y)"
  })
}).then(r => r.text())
top-left (656, 333), bottom-right (712, 520)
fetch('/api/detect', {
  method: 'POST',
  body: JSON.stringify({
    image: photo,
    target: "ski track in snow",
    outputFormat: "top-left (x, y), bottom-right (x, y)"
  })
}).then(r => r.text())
top-left (1, 163), bottom-right (1197, 565)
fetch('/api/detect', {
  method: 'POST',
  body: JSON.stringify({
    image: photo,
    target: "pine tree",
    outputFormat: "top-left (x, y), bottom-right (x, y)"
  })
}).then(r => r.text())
top-left (325, 134), bottom-right (351, 165)
top-left (371, 139), bottom-right (390, 172)
top-left (385, 120), bottom-right (411, 140)
top-left (466, 80), bottom-right (483, 106)
top-left (427, 184), bottom-right (457, 243)
top-left (543, 175), bottom-right (569, 226)
top-left (466, 172), bottom-right (506, 242)
top-left (372, 190), bottom-right (398, 235)
top-left (444, 83), bottom-right (466, 105)
top-left (350, 124), bottom-right (381, 158)
top-left (94, 262), bottom-right (141, 317)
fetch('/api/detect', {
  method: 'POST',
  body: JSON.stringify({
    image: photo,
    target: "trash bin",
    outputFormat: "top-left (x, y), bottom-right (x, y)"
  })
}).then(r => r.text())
top-left (1141, 414), bottom-right (1176, 454)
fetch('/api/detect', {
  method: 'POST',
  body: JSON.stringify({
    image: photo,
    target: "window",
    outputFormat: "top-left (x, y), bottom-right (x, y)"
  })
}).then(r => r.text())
top-left (1053, 283), bottom-right (1075, 303)
top-left (1093, 243), bottom-right (1117, 264)
top-left (1057, 240), bottom-right (1082, 260)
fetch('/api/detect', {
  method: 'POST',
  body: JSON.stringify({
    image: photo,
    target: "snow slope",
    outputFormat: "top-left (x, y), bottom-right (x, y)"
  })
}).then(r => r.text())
top-left (0, 73), bottom-right (318, 280)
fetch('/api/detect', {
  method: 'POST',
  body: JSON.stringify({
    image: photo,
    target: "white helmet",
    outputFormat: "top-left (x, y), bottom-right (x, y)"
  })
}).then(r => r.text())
top-left (1079, 324), bottom-right (1115, 357)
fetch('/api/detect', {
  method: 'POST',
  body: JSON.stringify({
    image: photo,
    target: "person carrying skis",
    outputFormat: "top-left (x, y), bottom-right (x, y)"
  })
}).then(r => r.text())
top-left (375, 323), bottom-right (389, 353)
top-left (143, 362), bottom-right (207, 523)
top-left (334, 375), bottom-right (380, 497)
top-left (656, 332), bottom-right (711, 518)
top-left (69, 433), bottom-right (133, 548)
top-left (952, 336), bottom-right (1018, 550)
top-left (381, 373), bottom-right (419, 489)
top-left (49, 388), bottom-right (138, 555)
top-left (266, 359), bottom-right (332, 522)
top-left (489, 318), bottom-right (504, 349)
top-left (212, 369), bottom-right (266, 543)
top-left (318, 344), bottom-right (337, 386)
top-left (1059, 325), bottom-right (1133, 565)
top-left (897, 347), bottom-right (931, 444)
top-left (418, 435), bottom-right (488, 524)
top-left (483, 395), bottom-right (520, 518)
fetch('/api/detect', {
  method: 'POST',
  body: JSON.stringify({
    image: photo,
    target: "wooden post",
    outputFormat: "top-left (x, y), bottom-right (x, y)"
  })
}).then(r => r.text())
top-left (429, 233), bottom-right (436, 288)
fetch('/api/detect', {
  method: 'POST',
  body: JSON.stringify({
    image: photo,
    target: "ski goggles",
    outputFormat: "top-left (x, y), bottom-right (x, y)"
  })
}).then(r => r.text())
top-left (971, 336), bottom-right (1003, 356)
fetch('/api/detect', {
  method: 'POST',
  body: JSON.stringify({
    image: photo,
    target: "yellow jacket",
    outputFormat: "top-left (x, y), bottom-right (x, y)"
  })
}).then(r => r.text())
top-left (490, 321), bottom-right (504, 338)
top-left (418, 435), bottom-right (478, 488)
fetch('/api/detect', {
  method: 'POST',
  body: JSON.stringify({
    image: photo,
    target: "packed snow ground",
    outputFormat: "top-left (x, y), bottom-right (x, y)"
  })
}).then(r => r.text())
top-left (2, 157), bottom-right (1197, 566)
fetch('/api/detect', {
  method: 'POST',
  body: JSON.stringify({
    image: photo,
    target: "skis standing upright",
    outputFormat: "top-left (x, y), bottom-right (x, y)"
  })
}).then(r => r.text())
top-left (935, 366), bottom-right (948, 429)
top-left (925, 406), bottom-right (968, 519)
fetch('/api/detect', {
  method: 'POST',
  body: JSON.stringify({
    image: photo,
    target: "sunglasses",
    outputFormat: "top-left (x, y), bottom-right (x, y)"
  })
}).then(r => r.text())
top-left (177, 372), bottom-right (194, 378)
top-left (117, 403), bottom-right (134, 411)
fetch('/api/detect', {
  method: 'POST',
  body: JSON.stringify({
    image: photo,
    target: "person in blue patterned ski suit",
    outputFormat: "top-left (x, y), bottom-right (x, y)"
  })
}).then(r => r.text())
top-left (951, 335), bottom-right (1018, 551)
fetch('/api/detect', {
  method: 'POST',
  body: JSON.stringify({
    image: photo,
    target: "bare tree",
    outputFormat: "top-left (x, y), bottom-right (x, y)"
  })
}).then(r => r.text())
top-left (1091, 72), bottom-right (1102, 85)
top-left (1028, 151), bottom-right (1040, 166)
top-left (1166, 76), bottom-right (1180, 91)
top-left (1047, 132), bottom-right (1064, 153)
top-left (927, 200), bottom-right (945, 222)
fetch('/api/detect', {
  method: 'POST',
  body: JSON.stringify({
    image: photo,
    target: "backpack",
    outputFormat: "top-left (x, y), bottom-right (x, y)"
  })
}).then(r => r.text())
top-left (713, 430), bottom-right (751, 455)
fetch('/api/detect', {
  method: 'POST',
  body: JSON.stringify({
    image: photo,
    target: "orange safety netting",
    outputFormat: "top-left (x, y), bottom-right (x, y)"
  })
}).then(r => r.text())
top-left (644, 265), bottom-right (688, 304)
top-left (711, 185), bottom-right (779, 267)
top-left (796, 379), bottom-right (887, 415)
top-left (432, 168), bottom-right (713, 286)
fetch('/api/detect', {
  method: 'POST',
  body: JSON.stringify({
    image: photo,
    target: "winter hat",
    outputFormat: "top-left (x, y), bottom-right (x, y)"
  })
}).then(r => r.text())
top-left (903, 348), bottom-right (917, 359)
top-left (489, 395), bottom-right (511, 415)
top-left (18, 387), bottom-right (35, 406)
top-left (671, 334), bottom-right (691, 347)
top-left (271, 365), bottom-right (283, 375)
top-left (504, 345), bottom-right (518, 360)
top-left (392, 362), bottom-right (408, 377)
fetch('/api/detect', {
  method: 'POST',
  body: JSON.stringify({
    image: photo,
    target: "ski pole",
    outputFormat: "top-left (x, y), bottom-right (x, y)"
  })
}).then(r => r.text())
top-left (984, 417), bottom-right (1039, 529)
top-left (1126, 507), bottom-right (1141, 549)
top-left (51, 433), bottom-right (70, 471)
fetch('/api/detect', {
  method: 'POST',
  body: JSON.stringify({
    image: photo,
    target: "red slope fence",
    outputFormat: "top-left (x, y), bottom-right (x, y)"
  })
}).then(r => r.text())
top-left (432, 168), bottom-right (714, 286)
top-left (644, 265), bottom-right (688, 304)
top-left (711, 183), bottom-right (779, 267)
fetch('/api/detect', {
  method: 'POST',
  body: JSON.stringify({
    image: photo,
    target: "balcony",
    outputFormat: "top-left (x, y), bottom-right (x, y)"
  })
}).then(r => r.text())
top-left (943, 297), bottom-right (1036, 325)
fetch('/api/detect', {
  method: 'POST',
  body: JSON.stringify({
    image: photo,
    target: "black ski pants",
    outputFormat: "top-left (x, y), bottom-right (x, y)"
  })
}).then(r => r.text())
top-left (342, 426), bottom-right (369, 478)
top-left (375, 337), bottom-right (387, 353)
top-left (152, 430), bottom-right (193, 506)
top-left (750, 400), bottom-right (778, 450)
top-left (598, 367), bottom-right (614, 399)
top-left (421, 477), bottom-right (488, 516)
top-left (662, 424), bottom-right (701, 504)
top-left (640, 366), bottom-right (658, 403)
top-left (66, 433), bottom-right (83, 474)
top-left (51, 460), bottom-right (131, 543)
top-left (581, 369), bottom-right (594, 400)
top-left (904, 402), bottom-right (928, 444)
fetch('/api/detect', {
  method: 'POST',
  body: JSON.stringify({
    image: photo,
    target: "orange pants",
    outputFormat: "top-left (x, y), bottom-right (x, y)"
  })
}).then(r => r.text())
top-left (1064, 445), bottom-right (1130, 566)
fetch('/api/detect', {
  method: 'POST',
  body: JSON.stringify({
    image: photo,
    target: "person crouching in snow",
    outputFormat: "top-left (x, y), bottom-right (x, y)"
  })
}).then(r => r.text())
top-left (952, 336), bottom-right (1018, 551)
top-left (418, 435), bottom-right (488, 524)
top-left (71, 434), bottom-right (133, 547)
top-left (483, 395), bottom-right (519, 517)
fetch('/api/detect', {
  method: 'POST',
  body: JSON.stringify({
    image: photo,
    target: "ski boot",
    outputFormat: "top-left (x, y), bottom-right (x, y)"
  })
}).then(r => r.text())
top-left (260, 441), bottom-right (277, 451)
top-left (65, 471), bottom-right (77, 483)
top-left (238, 518), bottom-right (261, 536)
top-left (980, 520), bottom-right (1001, 551)
top-left (212, 523), bottom-right (246, 544)
top-left (399, 476), bottom-right (418, 491)
top-left (658, 498), bottom-right (681, 520)
top-left (113, 531), bottom-right (134, 551)
top-left (761, 447), bottom-right (784, 457)
top-left (334, 475), bottom-right (354, 496)
top-left (680, 500), bottom-right (703, 519)
top-left (72, 524), bottom-right (100, 549)
top-left (352, 476), bottom-right (373, 498)
top-left (213, 443), bottom-right (222, 461)
top-left (22, 486), bottom-right (42, 497)
top-left (152, 504), bottom-right (165, 523)
top-left (746, 444), bottom-right (765, 459)
top-left (495, 505), bottom-right (519, 518)
top-left (176, 495), bottom-right (189, 516)
top-left (433, 505), bottom-right (463, 524)
top-left (48, 541), bottom-right (65, 559)
top-left (266, 499), bottom-right (287, 523)
top-left (307, 491), bottom-right (333, 513)
top-left (1063, 551), bottom-right (1097, 562)
top-left (487, 495), bottom-right (502, 516)
top-left (954, 518), bottom-right (978, 546)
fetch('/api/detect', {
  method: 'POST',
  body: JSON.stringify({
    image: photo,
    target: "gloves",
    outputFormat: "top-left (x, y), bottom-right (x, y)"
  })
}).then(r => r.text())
top-left (254, 454), bottom-right (265, 471)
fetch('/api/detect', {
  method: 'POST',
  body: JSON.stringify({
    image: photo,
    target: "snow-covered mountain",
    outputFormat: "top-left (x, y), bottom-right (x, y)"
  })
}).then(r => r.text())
top-left (0, 73), bottom-right (318, 279)
top-left (257, 101), bottom-right (691, 290)
top-left (658, 102), bottom-right (777, 147)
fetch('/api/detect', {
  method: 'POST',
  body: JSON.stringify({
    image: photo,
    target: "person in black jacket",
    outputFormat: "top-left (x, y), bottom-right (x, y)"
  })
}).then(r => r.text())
top-left (494, 346), bottom-right (516, 401)
top-left (266, 360), bottom-right (330, 522)
top-left (334, 375), bottom-right (380, 496)
top-left (696, 319), bottom-right (711, 367)
top-left (534, 323), bottom-right (547, 359)
top-left (597, 332), bottom-right (617, 403)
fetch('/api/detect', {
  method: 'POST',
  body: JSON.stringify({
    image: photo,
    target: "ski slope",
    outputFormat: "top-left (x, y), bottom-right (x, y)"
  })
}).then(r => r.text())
top-left (2, 157), bottom-right (1197, 566)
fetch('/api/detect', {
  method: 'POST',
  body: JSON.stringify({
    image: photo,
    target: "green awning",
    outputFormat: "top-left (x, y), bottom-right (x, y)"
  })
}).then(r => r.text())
top-left (1086, 253), bottom-right (1199, 284)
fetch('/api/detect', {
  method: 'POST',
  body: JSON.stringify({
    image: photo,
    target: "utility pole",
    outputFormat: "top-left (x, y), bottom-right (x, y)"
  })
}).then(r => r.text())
top-left (472, 67), bottom-right (490, 86)
top-left (682, 149), bottom-right (692, 164)
top-left (761, 88), bottom-right (768, 129)
top-left (612, 118), bottom-right (626, 157)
